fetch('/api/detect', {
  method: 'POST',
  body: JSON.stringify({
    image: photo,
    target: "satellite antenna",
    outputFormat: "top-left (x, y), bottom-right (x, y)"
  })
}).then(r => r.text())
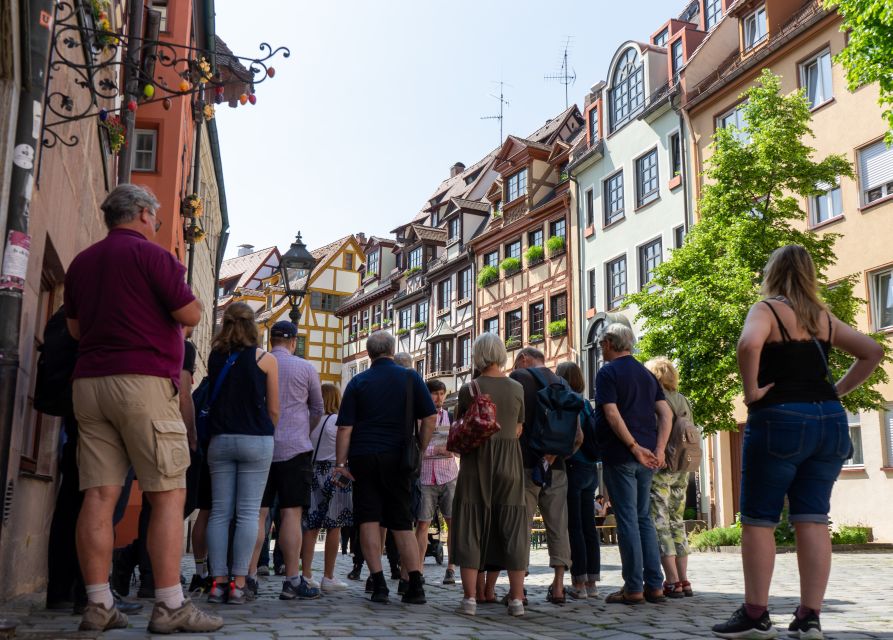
top-left (481, 80), bottom-right (510, 145)
top-left (545, 37), bottom-right (577, 109)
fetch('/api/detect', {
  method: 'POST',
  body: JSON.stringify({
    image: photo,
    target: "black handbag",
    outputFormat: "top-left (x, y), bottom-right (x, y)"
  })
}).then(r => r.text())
top-left (400, 372), bottom-right (421, 477)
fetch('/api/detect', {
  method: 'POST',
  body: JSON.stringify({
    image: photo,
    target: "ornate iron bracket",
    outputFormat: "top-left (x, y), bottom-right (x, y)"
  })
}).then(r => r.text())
top-left (39, 1), bottom-right (290, 152)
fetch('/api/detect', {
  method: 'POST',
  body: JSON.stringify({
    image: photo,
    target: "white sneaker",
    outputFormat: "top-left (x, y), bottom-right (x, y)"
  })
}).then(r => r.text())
top-left (320, 576), bottom-right (347, 592)
top-left (456, 597), bottom-right (476, 616)
top-left (586, 584), bottom-right (599, 598)
top-left (303, 576), bottom-right (320, 589)
top-left (507, 598), bottom-right (525, 617)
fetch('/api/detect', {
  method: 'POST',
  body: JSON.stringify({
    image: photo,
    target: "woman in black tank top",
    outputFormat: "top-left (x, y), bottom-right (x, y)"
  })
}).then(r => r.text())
top-left (712, 246), bottom-right (883, 639)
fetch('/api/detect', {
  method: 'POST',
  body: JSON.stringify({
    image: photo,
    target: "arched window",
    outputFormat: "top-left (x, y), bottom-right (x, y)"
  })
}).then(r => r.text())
top-left (609, 48), bottom-right (645, 132)
top-left (586, 319), bottom-right (605, 400)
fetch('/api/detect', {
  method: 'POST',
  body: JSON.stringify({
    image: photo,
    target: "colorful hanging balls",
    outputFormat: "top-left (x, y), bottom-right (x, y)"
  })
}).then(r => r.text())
top-left (127, 100), bottom-right (137, 112)
top-left (239, 93), bottom-right (248, 105)
top-left (214, 94), bottom-right (223, 105)
top-left (179, 79), bottom-right (190, 92)
top-left (267, 67), bottom-right (275, 78)
top-left (248, 94), bottom-right (257, 105)
top-left (143, 84), bottom-right (155, 99)
top-left (99, 108), bottom-right (108, 121)
top-left (215, 85), bottom-right (225, 95)
top-left (163, 98), bottom-right (172, 110)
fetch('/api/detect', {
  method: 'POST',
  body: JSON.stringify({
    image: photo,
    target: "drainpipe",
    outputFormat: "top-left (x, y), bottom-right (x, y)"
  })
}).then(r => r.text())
top-left (0, 0), bottom-right (54, 542)
top-left (186, 120), bottom-right (202, 287)
top-left (569, 173), bottom-right (586, 370)
top-left (116, 0), bottom-right (145, 184)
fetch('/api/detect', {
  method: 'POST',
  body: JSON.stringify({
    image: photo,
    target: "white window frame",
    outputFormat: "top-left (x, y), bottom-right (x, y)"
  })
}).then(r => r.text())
top-left (705, 0), bottom-right (723, 30)
top-left (635, 147), bottom-right (660, 207)
top-left (717, 103), bottom-right (750, 144)
top-left (844, 411), bottom-right (864, 468)
top-left (800, 48), bottom-right (833, 110)
top-left (150, 0), bottom-right (168, 32)
top-left (506, 169), bottom-right (528, 203)
top-left (869, 267), bottom-right (893, 331)
top-left (884, 404), bottom-right (893, 468)
top-left (743, 5), bottom-right (768, 51)
top-left (132, 129), bottom-right (157, 172)
top-left (810, 180), bottom-right (843, 225)
top-left (857, 139), bottom-right (893, 206)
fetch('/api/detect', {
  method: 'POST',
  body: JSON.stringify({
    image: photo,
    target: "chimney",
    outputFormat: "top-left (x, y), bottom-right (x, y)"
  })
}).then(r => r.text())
top-left (237, 243), bottom-right (254, 257)
top-left (450, 162), bottom-right (466, 178)
top-left (355, 232), bottom-right (367, 246)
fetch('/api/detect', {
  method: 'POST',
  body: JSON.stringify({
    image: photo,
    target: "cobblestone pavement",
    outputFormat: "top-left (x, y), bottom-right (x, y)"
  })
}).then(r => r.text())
top-left (2, 543), bottom-right (892, 639)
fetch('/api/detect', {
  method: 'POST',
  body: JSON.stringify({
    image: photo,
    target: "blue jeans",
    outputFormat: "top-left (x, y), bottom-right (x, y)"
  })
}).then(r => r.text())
top-left (566, 459), bottom-right (600, 582)
top-left (207, 434), bottom-right (274, 577)
top-left (740, 400), bottom-right (849, 527)
top-left (603, 461), bottom-right (663, 593)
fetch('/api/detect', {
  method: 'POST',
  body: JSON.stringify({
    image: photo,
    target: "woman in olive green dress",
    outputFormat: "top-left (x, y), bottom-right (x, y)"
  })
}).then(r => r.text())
top-left (451, 332), bottom-right (527, 617)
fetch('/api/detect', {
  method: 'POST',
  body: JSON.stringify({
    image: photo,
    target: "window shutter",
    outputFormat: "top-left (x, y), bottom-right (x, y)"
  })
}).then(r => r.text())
top-left (859, 141), bottom-right (893, 191)
top-left (885, 407), bottom-right (893, 467)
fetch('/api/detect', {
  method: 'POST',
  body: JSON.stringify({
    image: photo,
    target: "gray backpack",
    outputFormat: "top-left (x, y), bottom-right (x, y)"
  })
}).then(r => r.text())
top-left (665, 394), bottom-right (702, 473)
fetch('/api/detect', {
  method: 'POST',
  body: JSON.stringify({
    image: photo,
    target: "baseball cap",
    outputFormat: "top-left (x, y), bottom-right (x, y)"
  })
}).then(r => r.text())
top-left (271, 320), bottom-right (297, 338)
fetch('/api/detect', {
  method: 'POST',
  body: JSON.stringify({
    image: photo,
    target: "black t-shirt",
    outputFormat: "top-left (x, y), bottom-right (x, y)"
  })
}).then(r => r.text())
top-left (594, 355), bottom-right (665, 465)
top-left (183, 341), bottom-right (197, 375)
top-left (509, 367), bottom-right (568, 470)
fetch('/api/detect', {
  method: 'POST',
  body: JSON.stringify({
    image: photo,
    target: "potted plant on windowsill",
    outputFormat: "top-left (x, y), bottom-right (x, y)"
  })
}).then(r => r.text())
top-left (395, 327), bottom-right (410, 337)
top-left (547, 235), bottom-right (566, 256)
top-left (477, 265), bottom-right (498, 288)
top-left (412, 321), bottom-right (427, 331)
top-left (524, 244), bottom-right (544, 266)
top-left (382, 319), bottom-right (393, 328)
top-left (500, 257), bottom-right (521, 276)
top-left (358, 329), bottom-right (369, 338)
top-left (404, 266), bottom-right (423, 277)
top-left (370, 323), bottom-right (381, 331)
top-left (348, 332), bottom-right (358, 342)
top-left (504, 336), bottom-right (521, 350)
top-left (548, 319), bottom-right (567, 336)
top-left (529, 332), bottom-right (544, 344)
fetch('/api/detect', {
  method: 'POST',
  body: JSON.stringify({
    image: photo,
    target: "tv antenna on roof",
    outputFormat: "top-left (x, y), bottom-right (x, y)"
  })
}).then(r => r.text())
top-left (481, 80), bottom-right (510, 145)
top-left (545, 37), bottom-right (577, 109)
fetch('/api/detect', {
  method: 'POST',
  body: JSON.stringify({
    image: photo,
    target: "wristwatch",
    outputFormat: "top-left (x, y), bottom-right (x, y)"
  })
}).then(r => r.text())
top-left (335, 463), bottom-right (347, 469)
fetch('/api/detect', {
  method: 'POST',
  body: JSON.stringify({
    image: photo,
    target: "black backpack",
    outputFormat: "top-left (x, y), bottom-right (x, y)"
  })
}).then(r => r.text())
top-left (576, 399), bottom-right (600, 463)
top-left (525, 368), bottom-right (584, 457)
top-left (33, 306), bottom-right (79, 417)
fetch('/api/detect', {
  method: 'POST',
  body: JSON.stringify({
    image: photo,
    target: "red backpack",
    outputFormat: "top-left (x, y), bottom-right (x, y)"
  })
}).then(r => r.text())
top-left (447, 381), bottom-right (500, 455)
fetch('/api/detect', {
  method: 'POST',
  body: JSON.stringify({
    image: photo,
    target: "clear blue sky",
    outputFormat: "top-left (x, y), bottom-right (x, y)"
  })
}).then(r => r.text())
top-left (214, 0), bottom-right (676, 257)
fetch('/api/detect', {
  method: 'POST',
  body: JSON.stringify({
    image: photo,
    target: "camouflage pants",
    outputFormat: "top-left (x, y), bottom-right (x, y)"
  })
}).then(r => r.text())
top-left (650, 470), bottom-right (689, 557)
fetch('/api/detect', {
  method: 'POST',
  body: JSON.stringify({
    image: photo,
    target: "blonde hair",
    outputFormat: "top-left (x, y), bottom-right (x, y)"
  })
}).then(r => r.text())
top-left (212, 302), bottom-right (259, 352)
top-left (321, 383), bottom-right (341, 414)
top-left (761, 245), bottom-right (826, 336)
top-left (645, 356), bottom-right (678, 392)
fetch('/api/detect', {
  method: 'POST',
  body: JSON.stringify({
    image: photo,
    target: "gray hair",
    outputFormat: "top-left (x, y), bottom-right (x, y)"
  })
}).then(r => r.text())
top-left (517, 346), bottom-right (545, 364)
top-left (366, 331), bottom-right (396, 360)
top-left (393, 351), bottom-right (413, 368)
top-left (473, 332), bottom-right (507, 371)
top-left (600, 322), bottom-right (635, 352)
top-left (101, 184), bottom-right (159, 229)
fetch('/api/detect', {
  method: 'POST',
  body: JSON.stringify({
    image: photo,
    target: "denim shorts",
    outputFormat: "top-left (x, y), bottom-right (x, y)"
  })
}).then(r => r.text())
top-left (740, 400), bottom-right (851, 527)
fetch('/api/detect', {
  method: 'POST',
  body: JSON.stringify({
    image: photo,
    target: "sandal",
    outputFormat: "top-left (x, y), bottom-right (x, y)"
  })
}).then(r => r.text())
top-left (663, 581), bottom-right (684, 599)
top-left (546, 585), bottom-right (566, 605)
top-left (680, 580), bottom-right (693, 597)
top-left (605, 589), bottom-right (644, 605)
top-left (644, 587), bottom-right (667, 604)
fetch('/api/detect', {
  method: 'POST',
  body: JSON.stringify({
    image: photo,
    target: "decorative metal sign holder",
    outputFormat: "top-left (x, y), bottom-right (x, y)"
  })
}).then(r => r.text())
top-left (38, 0), bottom-right (289, 177)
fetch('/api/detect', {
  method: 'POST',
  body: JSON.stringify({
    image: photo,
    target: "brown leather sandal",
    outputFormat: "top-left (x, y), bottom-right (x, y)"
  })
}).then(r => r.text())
top-left (546, 585), bottom-right (566, 605)
top-left (605, 589), bottom-right (644, 605)
top-left (680, 580), bottom-right (693, 597)
top-left (644, 587), bottom-right (667, 603)
top-left (663, 581), bottom-right (685, 599)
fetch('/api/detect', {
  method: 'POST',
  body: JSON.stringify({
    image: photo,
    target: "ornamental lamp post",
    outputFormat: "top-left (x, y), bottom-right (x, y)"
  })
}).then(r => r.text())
top-left (279, 232), bottom-right (317, 326)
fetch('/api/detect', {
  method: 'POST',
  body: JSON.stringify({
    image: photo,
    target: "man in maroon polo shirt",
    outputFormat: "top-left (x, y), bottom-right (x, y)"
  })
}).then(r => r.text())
top-left (64, 184), bottom-right (222, 634)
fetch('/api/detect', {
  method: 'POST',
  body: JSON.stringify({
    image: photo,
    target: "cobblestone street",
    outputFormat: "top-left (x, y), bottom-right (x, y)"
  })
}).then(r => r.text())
top-left (2, 543), bottom-right (892, 639)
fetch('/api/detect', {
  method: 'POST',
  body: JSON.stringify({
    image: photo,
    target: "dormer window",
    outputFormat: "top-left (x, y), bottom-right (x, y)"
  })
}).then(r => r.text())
top-left (743, 5), bottom-right (767, 51)
top-left (448, 218), bottom-right (459, 241)
top-left (671, 40), bottom-right (684, 82)
top-left (609, 48), bottom-right (645, 132)
top-left (704, 0), bottom-right (723, 30)
top-left (653, 28), bottom-right (669, 47)
top-left (408, 247), bottom-right (422, 270)
top-left (506, 169), bottom-right (528, 202)
top-left (366, 250), bottom-right (380, 278)
top-left (431, 210), bottom-right (439, 227)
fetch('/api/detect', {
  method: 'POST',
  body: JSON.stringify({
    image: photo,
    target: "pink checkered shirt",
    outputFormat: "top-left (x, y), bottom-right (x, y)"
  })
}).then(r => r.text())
top-left (420, 408), bottom-right (458, 486)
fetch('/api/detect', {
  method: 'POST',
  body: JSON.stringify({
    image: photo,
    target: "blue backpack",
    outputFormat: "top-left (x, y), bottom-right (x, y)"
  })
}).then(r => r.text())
top-left (526, 368), bottom-right (584, 457)
top-left (574, 399), bottom-right (600, 463)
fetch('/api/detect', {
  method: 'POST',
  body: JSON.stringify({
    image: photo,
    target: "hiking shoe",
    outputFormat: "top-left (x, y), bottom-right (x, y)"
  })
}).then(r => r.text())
top-left (321, 576), bottom-right (348, 592)
top-left (257, 565), bottom-right (270, 577)
top-left (365, 576), bottom-right (374, 593)
top-left (507, 598), bottom-right (525, 617)
top-left (788, 609), bottom-right (822, 640)
top-left (297, 576), bottom-right (321, 599)
top-left (207, 581), bottom-right (226, 604)
top-left (227, 584), bottom-right (247, 605)
top-left (371, 585), bottom-right (390, 604)
top-left (347, 565), bottom-right (362, 581)
top-left (147, 597), bottom-right (224, 634)
top-left (712, 606), bottom-right (777, 639)
top-left (442, 568), bottom-right (456, 585)
top-left (401, 584), bottom-right (426, 605)
top-left (456, 597), bottom-right (476, 616)
top-left (78, 602), bottom-right (129, 631)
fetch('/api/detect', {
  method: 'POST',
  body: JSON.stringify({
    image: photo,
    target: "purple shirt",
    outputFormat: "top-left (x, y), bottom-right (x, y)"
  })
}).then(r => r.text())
top-left (64, 228), bottom-right (195, 387)
top-left (271, 346), bottom-right (324, 462)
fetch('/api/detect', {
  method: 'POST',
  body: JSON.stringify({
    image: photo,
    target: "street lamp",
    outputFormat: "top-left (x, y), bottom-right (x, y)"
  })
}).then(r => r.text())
top-left (279, 232), bottom-right (317, 325)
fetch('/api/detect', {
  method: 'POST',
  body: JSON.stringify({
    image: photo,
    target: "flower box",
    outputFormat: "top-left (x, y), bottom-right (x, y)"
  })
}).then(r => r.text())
top-left (500, 257), bottom-right (521, 275)
top-left (524, 245), bottom-right (544, 265)
top-left (477, 265), bottom-right (498, 288)
top-left (548, 319), bottom-right (567, 336)
top-left (547, 235), bottom-right (565, 255)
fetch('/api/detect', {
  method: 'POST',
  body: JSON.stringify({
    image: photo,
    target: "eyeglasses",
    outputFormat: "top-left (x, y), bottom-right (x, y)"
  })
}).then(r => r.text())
top-left (146, 208), bottom-right (162, 232)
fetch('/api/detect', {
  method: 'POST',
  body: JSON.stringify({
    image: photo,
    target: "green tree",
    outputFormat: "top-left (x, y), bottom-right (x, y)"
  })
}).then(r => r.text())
top-left (627, 70), bottom-right (888, 433)
top-left (826, 0), bottom-right (893, 143)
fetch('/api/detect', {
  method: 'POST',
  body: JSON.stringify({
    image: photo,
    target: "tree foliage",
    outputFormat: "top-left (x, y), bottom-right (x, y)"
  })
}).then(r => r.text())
top-left (826, 0), bottom-right (893, 144)
top-left (627, 70), bottom-right (889, 433)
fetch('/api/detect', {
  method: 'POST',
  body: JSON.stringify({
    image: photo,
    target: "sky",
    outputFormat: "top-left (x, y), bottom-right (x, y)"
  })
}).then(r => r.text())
top-left (214, 0), bottom-right (677, 258)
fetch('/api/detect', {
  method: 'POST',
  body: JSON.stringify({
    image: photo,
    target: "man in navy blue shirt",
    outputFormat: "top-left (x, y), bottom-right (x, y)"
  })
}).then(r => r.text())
top-left (333, 331), bottom-right (436, 605)
top-left (594, 323), bottom-right (672, 606)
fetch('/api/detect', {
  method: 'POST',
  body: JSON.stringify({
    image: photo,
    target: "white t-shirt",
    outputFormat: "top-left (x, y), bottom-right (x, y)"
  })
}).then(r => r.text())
top-left (310, 414), bottom-right (338, 462)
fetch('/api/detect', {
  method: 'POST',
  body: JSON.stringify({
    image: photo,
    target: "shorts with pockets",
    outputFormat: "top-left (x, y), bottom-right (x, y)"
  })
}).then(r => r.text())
top-left (349, 451), bottom-right (413, 531)
top-left (417, 479), bottom-right (456, 521)
top-left (74, 375), bottom-right (190, 492)
top-left (261, 451), bottom-right (313, 509)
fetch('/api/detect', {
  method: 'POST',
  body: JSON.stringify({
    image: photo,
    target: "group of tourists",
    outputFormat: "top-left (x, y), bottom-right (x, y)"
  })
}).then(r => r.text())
top-left (50, 185), bottom-right (882, 639)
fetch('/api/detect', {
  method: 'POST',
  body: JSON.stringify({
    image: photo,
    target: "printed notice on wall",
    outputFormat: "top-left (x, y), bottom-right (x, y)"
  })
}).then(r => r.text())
top-left (0, 231), bottom-right (31, 292)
